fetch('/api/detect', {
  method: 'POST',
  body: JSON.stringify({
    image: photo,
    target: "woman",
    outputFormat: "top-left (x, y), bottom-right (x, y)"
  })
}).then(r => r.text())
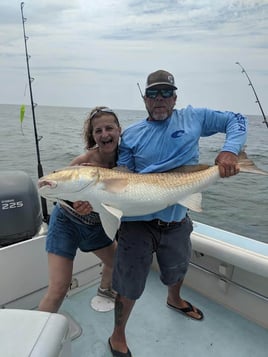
top-left (39, 106), bottom-right (121, 312)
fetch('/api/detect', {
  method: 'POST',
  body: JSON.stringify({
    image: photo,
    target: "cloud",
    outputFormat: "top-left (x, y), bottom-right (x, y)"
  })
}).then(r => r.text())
top-left (0, 0), bottom-right (267, 114)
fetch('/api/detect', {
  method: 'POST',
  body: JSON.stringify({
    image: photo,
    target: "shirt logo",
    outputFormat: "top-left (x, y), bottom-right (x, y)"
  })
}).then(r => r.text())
top-left (171, 130), bottom-right (185, 138)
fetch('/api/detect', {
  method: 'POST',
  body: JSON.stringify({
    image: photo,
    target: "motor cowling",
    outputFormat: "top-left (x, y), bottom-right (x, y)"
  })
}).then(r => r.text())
top-left (0, 171), bottom-right (43, 247)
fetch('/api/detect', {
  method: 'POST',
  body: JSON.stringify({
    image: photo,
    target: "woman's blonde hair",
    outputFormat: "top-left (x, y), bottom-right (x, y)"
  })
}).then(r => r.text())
top-left (83, 106), bottom-right (121, 149)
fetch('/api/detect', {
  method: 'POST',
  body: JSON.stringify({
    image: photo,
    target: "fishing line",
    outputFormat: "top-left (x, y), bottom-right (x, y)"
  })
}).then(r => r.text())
top-left (23, 83), bottom-right (27, 96)
top-left (236, 61), bottom-right (268, 129)
top-left (20, 2), bottom-right (49, 223)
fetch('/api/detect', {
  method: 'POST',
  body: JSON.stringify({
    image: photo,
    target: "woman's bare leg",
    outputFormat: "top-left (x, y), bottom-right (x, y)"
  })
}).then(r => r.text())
top-left (38, 253), bottom-right (73, 312)
top-left (94, 240), bottom-right (117, 289)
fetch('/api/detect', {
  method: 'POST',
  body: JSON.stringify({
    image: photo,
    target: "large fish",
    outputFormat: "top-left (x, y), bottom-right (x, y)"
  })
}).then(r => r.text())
top-left (38, 153), bottom-right (267, 239)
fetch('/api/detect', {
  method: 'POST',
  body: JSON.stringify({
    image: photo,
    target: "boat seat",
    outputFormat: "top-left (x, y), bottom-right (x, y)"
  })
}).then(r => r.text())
top-left (0, 309), bottom-right (71, 357)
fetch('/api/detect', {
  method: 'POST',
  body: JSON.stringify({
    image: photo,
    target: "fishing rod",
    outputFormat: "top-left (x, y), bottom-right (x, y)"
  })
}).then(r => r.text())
top-left (137, 82), bottom-right (144, 98)
top-left (236, 61), bottom-right (268, 128)
top-left (20, 2), bottom-right (49, 223)
top-left (137, 82), bottom-right (155, 119)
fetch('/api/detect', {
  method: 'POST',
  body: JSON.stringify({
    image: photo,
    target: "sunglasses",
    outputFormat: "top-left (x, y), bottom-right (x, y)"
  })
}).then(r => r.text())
top-left (89, 108), bottom-right (115, 119)
top-left (145, 88), bottom-right (174, 99)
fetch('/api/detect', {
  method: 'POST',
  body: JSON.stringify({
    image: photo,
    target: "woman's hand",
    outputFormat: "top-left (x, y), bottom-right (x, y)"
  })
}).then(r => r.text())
top-left (72, 201), bottom-right (93, 215)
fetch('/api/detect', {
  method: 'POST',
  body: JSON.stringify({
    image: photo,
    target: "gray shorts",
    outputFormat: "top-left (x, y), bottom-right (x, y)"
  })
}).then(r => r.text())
top-left (112, 216), bottom-right (193, 300)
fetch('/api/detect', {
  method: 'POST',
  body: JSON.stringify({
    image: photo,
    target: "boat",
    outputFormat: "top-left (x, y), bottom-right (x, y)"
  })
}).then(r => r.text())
top-left (0, 169), bottom-right (267, 356)
top-left (1, 2), bottom-right (265, 355)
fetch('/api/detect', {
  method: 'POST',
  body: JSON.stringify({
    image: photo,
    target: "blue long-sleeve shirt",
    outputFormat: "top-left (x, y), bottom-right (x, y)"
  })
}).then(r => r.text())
top-left (117, 105), bottom-right (248, 222)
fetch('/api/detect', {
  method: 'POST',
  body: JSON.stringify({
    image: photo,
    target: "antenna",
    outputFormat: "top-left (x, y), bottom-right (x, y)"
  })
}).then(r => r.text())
top-left (137, 82), bottom-right (155, 120)
top-left (20, 2), bottom-right (49, 222)
top-left (236, 61), bottom-right (268, 128)
top-left (137, 82), bottom-right (144, 98)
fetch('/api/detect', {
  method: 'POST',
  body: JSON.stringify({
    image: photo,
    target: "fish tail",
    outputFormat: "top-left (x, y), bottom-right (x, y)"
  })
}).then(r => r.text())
top-left (238, 151), bottom-right (268, 175)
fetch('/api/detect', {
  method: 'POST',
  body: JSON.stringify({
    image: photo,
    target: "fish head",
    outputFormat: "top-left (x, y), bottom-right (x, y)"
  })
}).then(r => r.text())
top-left (38, 166), bottom-right (99, 201)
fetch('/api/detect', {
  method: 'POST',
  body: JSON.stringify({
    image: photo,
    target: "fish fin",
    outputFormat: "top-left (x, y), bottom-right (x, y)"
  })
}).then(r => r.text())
top-left (178, 193), bottom-right (203, 212)
top-left (101, 178), bottom-right (128, 193)
top-left (99, 203), bottom-right (123, 239)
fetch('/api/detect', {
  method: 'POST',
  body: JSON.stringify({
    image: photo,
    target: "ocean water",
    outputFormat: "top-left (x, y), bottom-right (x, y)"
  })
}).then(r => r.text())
top-left (0, 104), bottom-right (267, 243)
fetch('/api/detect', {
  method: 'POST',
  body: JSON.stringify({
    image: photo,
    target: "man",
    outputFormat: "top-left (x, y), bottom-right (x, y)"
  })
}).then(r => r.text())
top-left (108, 69), bottom-right (247, 357)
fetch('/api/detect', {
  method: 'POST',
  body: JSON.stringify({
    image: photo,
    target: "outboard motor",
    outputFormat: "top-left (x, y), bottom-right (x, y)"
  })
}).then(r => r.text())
top-left (0, 171), bottom-right (43, 247)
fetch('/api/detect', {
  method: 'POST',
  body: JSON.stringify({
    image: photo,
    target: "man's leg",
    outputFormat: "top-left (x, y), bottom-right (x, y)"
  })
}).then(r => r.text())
top-left (110, 221), bottom-right (153, 355)
top-left (167, 279), bottom-right (203, 320)
top-left (109, 294), bottom-right (135, 353)
top-left (156, 217), bottom-right (203, 320)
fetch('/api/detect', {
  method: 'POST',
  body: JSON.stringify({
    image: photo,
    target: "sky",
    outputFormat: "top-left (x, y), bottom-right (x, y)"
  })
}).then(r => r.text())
top-left (0, 0), bottom-right (267, 115)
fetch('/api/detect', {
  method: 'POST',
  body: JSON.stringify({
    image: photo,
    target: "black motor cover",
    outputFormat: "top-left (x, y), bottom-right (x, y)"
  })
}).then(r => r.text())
top-left (0, 171), bottom-right (43, 247)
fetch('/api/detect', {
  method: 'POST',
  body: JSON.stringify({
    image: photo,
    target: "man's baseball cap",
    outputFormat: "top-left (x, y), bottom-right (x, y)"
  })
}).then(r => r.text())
top-left (146, 70), bottom-right (177, 90)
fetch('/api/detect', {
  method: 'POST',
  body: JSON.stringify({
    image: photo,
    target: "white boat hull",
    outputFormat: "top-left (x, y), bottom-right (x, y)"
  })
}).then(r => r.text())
top-left (1, 220), bottom-right (267, 328)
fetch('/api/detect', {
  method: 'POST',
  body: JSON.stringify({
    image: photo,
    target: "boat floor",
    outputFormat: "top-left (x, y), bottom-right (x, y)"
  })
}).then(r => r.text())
top-left (60, 269), bottom-right (267, 357)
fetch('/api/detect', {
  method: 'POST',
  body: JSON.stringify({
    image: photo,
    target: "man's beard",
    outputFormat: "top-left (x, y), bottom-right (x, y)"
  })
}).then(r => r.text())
top-left (150, 108), bottom-right (171, 121)
top-left (151, 112), bottom-right (168, 121)
top-left (146, 102), bottom-right (174, 121)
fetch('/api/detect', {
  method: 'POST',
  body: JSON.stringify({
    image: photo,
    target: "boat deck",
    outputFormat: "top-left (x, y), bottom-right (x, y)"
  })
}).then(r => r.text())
top-left (60, 269), bottom-right (268, 357)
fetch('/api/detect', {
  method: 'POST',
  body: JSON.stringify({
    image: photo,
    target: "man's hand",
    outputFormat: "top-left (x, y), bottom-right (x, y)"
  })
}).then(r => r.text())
top-left (72, 201), bottom-right (93, 215)
top-left (215, 151), bottom-right (240, 178)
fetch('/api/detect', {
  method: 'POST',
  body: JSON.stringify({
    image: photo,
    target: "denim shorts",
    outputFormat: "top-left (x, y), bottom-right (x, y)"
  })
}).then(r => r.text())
top-left (46, 204), bottom-right (113, 260)
top-left (112, 216), bottom-right (193, 300)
